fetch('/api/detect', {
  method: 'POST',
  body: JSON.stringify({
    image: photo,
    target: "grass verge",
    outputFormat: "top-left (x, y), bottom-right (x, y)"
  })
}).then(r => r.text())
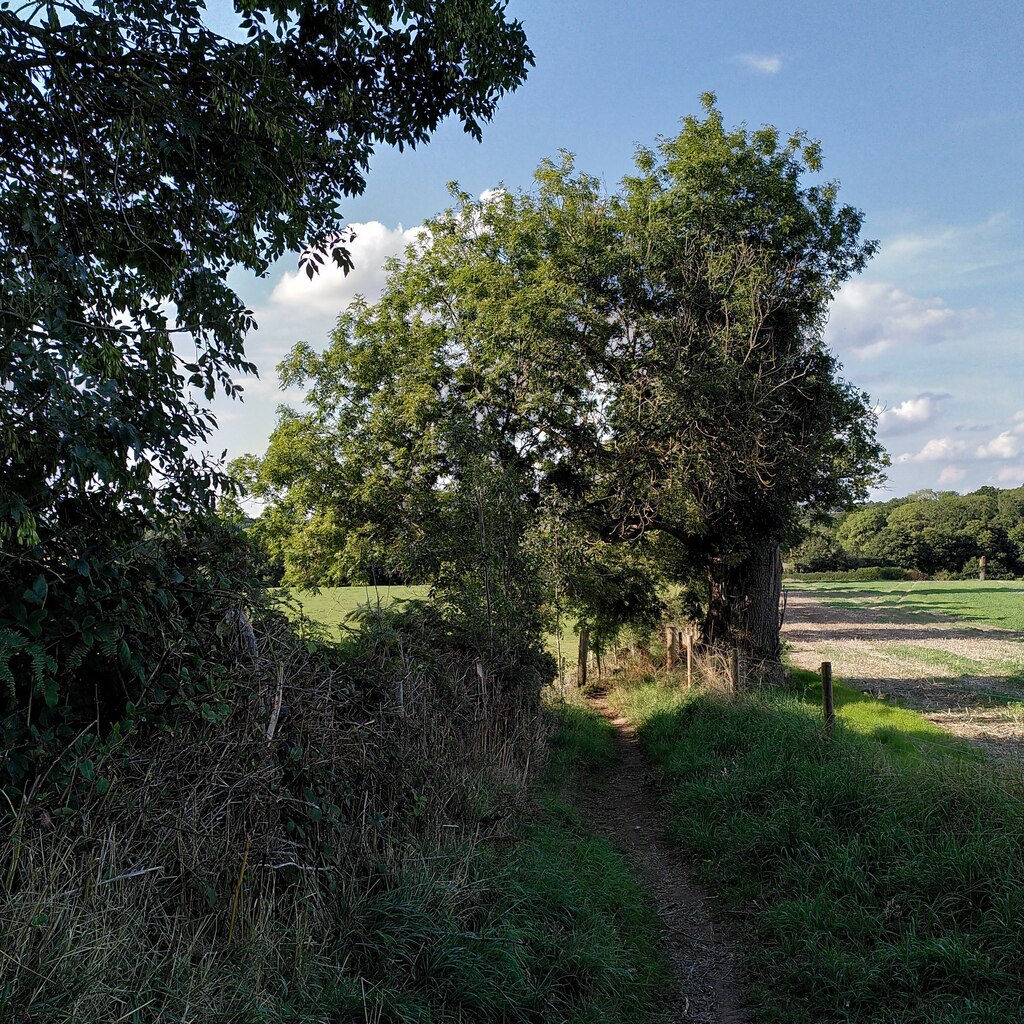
top-left (3, 695), bottom-right (667, 1024)
top-left (609, 679), bottom-right (1024, 1024)
top-left (324, 693), bottom-right (669, 1024)
top-left (304, 800), bottom-right (669, 1023)
top-left (786, 665), bottom-right (980, 762)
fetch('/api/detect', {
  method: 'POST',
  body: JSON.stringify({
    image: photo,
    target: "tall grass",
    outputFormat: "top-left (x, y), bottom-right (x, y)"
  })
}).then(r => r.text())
top-left (1, 607), bottom-right (667, 1023)
top-left (610, 679), bottom-right (1024, 1024)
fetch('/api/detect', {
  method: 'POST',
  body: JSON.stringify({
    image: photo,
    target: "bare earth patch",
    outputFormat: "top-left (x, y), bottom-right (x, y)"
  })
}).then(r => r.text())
top-left (783, 590), bottom-right (1024, 760)
top-left (575, 696), bottom-right (749, 1024)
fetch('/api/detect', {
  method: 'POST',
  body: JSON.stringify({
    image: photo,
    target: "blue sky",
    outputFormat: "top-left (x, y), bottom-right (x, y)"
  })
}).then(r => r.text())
top-left (210, 0), bottom-right (1024, 498)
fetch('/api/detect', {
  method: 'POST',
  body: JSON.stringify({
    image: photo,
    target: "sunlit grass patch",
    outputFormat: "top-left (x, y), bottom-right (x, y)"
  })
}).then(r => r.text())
top-left (786, 665), bottom-right (980, 762)
top-left (280, 586), bottom-right (584, 667)
top-left (276, 584), bottom-right (428, 637)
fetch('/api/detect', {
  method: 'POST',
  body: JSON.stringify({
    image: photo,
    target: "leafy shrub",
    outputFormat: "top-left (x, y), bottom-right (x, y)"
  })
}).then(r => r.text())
top-left (1, 595), bottom-right (550, 1019)
top-left (0, 516), bottom-right (270, 797)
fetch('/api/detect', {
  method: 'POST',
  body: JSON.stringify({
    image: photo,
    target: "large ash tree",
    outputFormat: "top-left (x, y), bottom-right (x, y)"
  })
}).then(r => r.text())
top-left (581, 98), bottom-right (886, 675)
top-left (248, 98), bottom-right (884, 679)
top-left (0, 0), bottom-right (531, 778)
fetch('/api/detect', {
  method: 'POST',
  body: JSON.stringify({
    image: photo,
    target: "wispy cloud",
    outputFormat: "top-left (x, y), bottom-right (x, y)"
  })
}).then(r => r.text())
top-left (872, 212), bottom-right (1023, 291)
top-left (826, 280), bottom-right (980, 358)
top-left (937, 465), bottom-right (966, 486)
top-left (993, 465), bottom-right (1024, 485)
top-left (736, 53), bottom-right (782, 74)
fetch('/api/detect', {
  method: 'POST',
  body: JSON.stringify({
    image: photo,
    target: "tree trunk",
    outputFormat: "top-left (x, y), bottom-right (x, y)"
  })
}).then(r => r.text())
top-left (703, 556), bottom-right (730, 647)
top-left (703, 540), bottom-right (785, 687)
top-left (735, 540), bottom-right (785, 686)
top-left (577, 623), bottom-right (589, 688)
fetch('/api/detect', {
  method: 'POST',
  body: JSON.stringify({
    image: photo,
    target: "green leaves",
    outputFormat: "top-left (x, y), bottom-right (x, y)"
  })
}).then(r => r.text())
top-left (22, 575), bottom-right (46, 606)
top-left (1, 0), bottom-right (532, 797)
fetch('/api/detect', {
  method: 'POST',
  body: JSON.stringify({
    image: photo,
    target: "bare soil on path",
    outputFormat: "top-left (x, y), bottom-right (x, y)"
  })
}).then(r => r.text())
top-left (783, 590), bottom-right (1024, 759)
top-left (574, 695), bottom-right (750, 1024)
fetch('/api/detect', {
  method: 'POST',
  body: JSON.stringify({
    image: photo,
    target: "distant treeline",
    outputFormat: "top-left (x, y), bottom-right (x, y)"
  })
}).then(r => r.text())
top-left (788, 485), bottom-right (1024, 578)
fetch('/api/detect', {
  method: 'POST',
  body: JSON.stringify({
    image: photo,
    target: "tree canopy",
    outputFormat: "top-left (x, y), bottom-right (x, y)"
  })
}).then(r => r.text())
top-left (0, 0), bottom-right (532, 784)
top-left (1, 0), bottom-right (531, 544)
top-left (792, 486), bottom-right (1024, 578)
top-left (245, 99), bottom-right (885, 669)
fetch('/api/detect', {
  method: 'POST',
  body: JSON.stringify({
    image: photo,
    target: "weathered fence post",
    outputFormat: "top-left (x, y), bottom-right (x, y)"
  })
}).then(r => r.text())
top-left (821, 661), bottom-right (834, 735)
top-left (731, 647), bottom-right (740, 695)
top-left (979, 555), bottom-right (987, 581)
top-left (663, 625), bottom-right (674, 671)
top-left (685, 633), bottom-right (693, 688)
top-left (577, 623), bottom-right (589, 689)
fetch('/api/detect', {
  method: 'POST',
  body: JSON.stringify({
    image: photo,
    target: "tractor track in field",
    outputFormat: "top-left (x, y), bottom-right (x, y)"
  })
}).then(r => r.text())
top-left (783, 590), bottom-right (1024, 760)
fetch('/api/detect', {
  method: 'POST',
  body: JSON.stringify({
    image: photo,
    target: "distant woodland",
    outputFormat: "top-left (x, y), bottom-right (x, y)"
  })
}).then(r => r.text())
top-left (787, 485), bottom-right (1024, 578)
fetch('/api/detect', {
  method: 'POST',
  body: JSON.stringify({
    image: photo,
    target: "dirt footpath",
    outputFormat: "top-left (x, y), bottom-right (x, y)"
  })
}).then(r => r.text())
top-left (783, 590), bottom-right (1024, 759)
top-left (575, 697), bottom-right (749, 1024)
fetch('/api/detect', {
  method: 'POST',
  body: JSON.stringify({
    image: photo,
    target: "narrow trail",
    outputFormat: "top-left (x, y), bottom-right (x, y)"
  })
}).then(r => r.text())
top-left (575, 695), bottom-right (750, 1024)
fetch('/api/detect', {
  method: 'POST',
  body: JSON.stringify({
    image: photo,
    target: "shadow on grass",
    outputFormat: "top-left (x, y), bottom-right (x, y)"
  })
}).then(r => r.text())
top-left (613, 681), bottom-right (1024, 1024)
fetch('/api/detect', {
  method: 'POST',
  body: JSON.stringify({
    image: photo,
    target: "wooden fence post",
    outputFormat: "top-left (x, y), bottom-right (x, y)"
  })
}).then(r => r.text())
top-left (731, 647), bottom-right (740, 695)
top-left (979, 555), bottom-right (987, 581)
top-left (685, 633), bottom-right (693, 688)
top-left (577, 623), bottom-right (589, 689)
top-left (663, 625), bottom-right (673, 671)
top-left (821, 661), bottom-right (834, 735)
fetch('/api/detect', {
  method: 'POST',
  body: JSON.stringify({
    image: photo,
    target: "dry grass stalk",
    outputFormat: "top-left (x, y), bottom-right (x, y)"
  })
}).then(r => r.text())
top-left (0, 608), bottom-right (546, 1021)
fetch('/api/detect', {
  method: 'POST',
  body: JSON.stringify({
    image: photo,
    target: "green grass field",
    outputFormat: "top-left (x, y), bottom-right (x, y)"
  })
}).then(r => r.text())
top-left (280, 585), bottom-right (583, 667)
top-left (786, 579), bottom-right (1024, 632)
top-left (276, 584), bottom-right (428, 636)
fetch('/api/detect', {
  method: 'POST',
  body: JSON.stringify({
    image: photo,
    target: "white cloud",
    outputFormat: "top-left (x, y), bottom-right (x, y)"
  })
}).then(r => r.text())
top-left (937, 465), bottom-right (966, 485)
top-left (896, 437), bottom-right (971, 463)
top-left (975, 431), bottom-right (1021, 460)
top-left (876, 392), bottom-right (949, 435)
top-left (269, 221), bottom-right (428, 315)
top-left (992, 465), bottom-right (1024, 485)
top-left (898, 423), bottom-right (1024, 467)
top-left (827, 280), bottom-right (979, 358)
top-left (736, 53), bottom-right (782, 74)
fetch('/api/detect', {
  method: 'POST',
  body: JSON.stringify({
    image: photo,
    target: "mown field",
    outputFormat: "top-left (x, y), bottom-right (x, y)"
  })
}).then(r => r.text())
top-left (782, 579), bottom-right (1024, 759)
top-left (786, 579), bottom-right (1024, 632)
